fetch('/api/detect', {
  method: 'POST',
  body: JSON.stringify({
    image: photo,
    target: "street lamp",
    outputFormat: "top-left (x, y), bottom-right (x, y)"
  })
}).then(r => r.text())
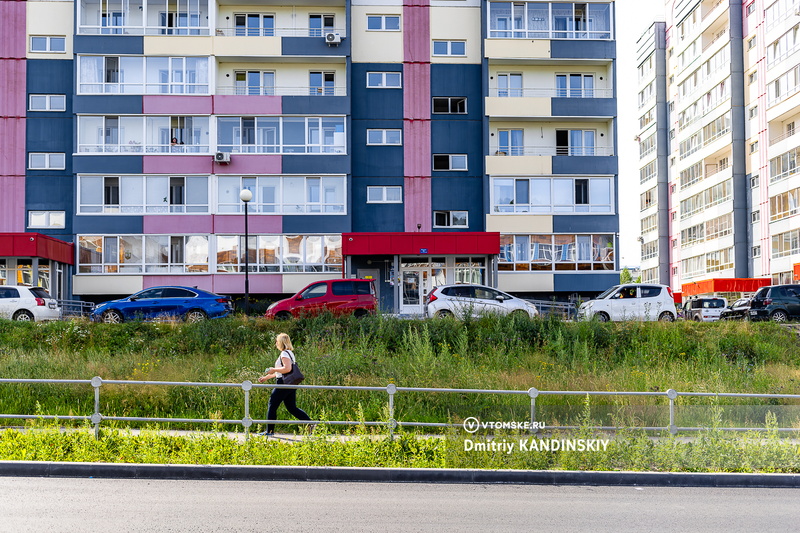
top-left (240, 188), bottom-right (253, 316)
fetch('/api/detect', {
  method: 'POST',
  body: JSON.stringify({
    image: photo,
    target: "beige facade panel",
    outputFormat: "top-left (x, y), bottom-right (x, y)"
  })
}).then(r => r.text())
top-left (429, 6), bottom-right (481, 64)
top-left (486, 97), bottom-right (551, 117)
top-left (485, 39), bottom-right (550, 60)
top-left (27, 2), bottom-right (74, 59)
top-left (485, 215), bottom-right (553, 233)
top-left (498, 272), bottom-right (554, 292)
top-left (282, 273), bottom-right (335, 294)
top-left (73, 276), bottom-right (143, 296)
top-left (145, 36), bottom-right (214, 56)
top-left (351, 6), bottom-right (403, 63)
top-left (486, 155), bottom-right (552, 174)
top-left (215, 62), bottom-right (347, 92)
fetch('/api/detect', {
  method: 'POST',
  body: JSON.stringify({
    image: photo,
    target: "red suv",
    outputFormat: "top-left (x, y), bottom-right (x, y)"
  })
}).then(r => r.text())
top-left (264, 279), bottom-right (377, 319)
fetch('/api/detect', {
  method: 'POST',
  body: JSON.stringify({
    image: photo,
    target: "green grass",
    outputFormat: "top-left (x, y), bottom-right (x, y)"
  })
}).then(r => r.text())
top-left (1, 315), bottom-right (799, 432)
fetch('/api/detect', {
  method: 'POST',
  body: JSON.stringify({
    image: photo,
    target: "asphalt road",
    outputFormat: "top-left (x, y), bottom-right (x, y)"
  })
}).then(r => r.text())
top-left (1, 478), bottom-right (798, 532)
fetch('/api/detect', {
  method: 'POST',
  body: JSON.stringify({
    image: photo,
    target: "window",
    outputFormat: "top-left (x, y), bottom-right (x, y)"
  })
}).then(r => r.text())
top-left (748, 37), bottom-right (757, 49)
top-left (752, 245), bottom-right (761, 258)
top-left (497, 73), bottom-right (523, 97)
top-left (28, 153), bottom-right (65, 170)
top-left (746, 2), bottom-right (756, 15)
top-left (79, 115), bottom-right (211, 153)
top-left (234, 70), bottom-right (275, 96)
top-left (78, 234), bottom-right (211, 274)
top-left (432, 40), bottom-right (466, 56)
top-left (750, 141), bottom-right (759, 153)
top-left (367, 72), bottom-right (401, 88)
top-left (29, 95), bottom-right (66, 111)
top-left (492, 177), bottom-right (612, 214)
top-left (433, 154), bottom-right (467, 171)
top-left (432, 97), bottom-right (467, 114)
top-left (749, 71), bottom-right (758, 84)
top-left (234, 14), bottom-right (274, 36)
top-left (498, 234), bottom-right (614, 272)
top-left (555, 74), bottom-right (595, 98)
top-left (487, 2), bottom-right (612, 40)
top-left (749, 106), bottom-right (758, 118)
top-left (496, 129), bottom-right (524, 155)
top-left (752, 210), bottom-right (761, 223)
top-left (78, 56), bottom-right (210, 95)
top-left (78, 175), bottom-right (210, 214)
top-left (211, 234), bottom-right (342, 273)
top-left (367, 129), bottom-right (402, 145)
top-left (217, 116), bottom-right (346, 154)
top-left (309, 14), bottom-right (335, 37)
top-left (367, 186), bottom-right (402, 203)
top-left (367, 15), bottom-right (400, 31)
top-left (433, 211), bottom-right (468, 228)
top-left (769, 186), bottom-right (800, 221)
top-left (751, 174), bottom-right (760, 188)
top-left (216, 176), bottom-right (345, 214)
top-left (309, 71), bottom-right (335, 96)
top-left (28, 211), bottom-right (66, 229)
top-left (30, 36), bottom-right (65, 53)
top-left (556, 129), bottom-right (595, 156)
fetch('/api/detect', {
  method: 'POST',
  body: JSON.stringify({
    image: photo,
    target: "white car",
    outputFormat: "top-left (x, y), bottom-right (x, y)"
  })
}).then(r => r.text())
top-left (0, 285), bottom-right (61, 321)
top-left (425, 284), bottom-right (539, 319)
top-left (577, 283), bottom-right (677, 322)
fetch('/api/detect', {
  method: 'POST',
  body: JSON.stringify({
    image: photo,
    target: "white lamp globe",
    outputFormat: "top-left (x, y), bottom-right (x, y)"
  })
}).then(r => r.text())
top-left (239, 189), bottom-right (253, 202)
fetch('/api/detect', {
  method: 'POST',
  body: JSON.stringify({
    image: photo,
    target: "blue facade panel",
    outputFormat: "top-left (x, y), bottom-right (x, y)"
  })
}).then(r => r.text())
top-left (431, 120), bottom-right (482, 177)
top-left (553, 272), bottom-right (618, 293)
top-left (281, 155), bottom-right (350, 175)
top-left (74, 95), bottom-right (143, 115)
top-left (282, 215), bottom-right (352, 234)
top-left (281, 96), bottom-right (350, 115)
top-left (552, 156), bottom-right (617, 175)
top-left (25, 176), bottom-right (74, 236)
top-left (351, 177), bottom-right (405, 232)
top-left (73, 216), bottom-right (143, 234)
top-left (430, 64), bottom-right (483, 120)
top-left (26, 59), bottom-right (73, 96)
top-left (26, 118), bottom-right (73, 154)
top-left (350, 63), bottom-right (404, 120)
top-left (550, 40), bottom-right (615, 60)
top-left (431, 177), bottom-right (484, 232)
top-left (351, 119), bottom-right (404, 177)
top-left (552, 215), bottom-right (618, 233)
top-left (73, 156), bottom-right (143, 174)
top-left (551, 98), bottom-right (616, 117)
top-left (73, 36), bottom-right (144, 55)
top-left (282, 37), bottom-right (350, 57)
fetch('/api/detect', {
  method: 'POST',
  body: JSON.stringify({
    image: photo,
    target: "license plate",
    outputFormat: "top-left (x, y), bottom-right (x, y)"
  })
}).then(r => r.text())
top-left (749, 310), bottom-right (757, 315)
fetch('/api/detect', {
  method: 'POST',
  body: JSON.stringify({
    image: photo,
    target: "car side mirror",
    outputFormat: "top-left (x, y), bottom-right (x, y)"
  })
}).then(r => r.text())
top-left (295, 296), bottom-right (303, 301)
top-left (495, 295), bottom-right (505, 302)
top-left (129, 297), bottom-right (138, 301)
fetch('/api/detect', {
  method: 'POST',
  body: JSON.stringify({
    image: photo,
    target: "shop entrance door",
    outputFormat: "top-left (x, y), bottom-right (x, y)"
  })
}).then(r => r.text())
top-left (400, 269), bottom-right (429, 315)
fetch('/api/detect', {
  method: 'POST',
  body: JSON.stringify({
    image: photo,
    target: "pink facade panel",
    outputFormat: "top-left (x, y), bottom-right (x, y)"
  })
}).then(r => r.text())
top-left (212, 274), bottom-right (283, 295)
top-left (0, 177), bottom-right (26, 232)
top-left (142, 96), bottom-right (213, 115)
top-left (220, 155), bottom-right (282, 175)
top-left (403, 4), bottom-right (431, 63)
top-left (212, 96), bottom-right (282, 115)
top-left (403, 63), bottom-right (431, 120)
top-left (403, 120), bottom-right (431, 178)
top-left (0, 1), bottom-right (27, 59)
top-left (142, 156), bottom-right (214, 174)
top-left (0, 59), bottom-right (26, 116)
top-left (0, 118), bottom-right (26, 177)
top-left (142, 215), bottom-right (214, 234)
top-left (403, 177), bottom-right (431, 232)
top-left (212, 215), bottom-right (282, 234)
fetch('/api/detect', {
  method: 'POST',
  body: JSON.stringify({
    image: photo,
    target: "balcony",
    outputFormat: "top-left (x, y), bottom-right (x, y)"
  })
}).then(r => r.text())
top-left (489, 145), bottom-right (614, 157)
top-left (216, 85), bottom-right (347, 96)
top-left (78, 0), bottom-right (211, 35)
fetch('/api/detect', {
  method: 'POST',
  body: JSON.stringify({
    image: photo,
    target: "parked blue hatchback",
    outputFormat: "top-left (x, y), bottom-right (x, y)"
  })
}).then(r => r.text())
top-left (91, 286), bottom-right (233, 323)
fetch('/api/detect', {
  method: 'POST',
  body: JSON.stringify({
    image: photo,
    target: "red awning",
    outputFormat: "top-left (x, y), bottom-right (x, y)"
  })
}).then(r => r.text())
top-left (342, 232), bottom-right (500, 256)
top-left (681, 277), bottom-right (771, 297)
top-left (0, 233), bottom-right (74, 265)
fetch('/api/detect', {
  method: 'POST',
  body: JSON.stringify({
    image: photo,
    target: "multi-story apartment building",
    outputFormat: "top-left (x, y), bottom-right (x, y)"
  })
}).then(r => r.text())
top-left (636, 0), bottom-right (800, 300)
top-left (0, 0), bottom-right (619, 314)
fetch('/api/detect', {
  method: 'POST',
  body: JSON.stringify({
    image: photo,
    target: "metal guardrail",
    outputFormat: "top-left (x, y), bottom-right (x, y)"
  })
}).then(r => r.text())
top-left (1, 377), bottom-right (799, 439)
top-left (58, 300), bottom-right (95, 319)
top-left (526, 299), bottom-right (577, 320)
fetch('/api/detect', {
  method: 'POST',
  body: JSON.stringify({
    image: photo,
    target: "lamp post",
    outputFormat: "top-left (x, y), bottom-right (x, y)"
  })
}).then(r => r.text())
top-left (240, 188), bottom-right (253, 316)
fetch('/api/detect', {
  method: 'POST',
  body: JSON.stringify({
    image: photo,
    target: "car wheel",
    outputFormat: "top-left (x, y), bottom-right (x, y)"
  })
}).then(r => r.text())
top-left (693, 315), bottom-right (701, 322)
top-left (12, 310), bottom-right (34, 322)
top-left (771, 310), bottom-right (789, 323)
top-left (659, 311), bottom-right (675, 322)
top-left (185, 309), bottom-right (207, 323)
top-left (102, 310), bottom-right (124, 324)
top-left (275, 311), bottom-right (292, 320)
top-left (353, 309), bottom-right (368, 319)
top-left (594, 312), bottom-right (610, 322)
top-left (435, 309), bottom-right (453, 319)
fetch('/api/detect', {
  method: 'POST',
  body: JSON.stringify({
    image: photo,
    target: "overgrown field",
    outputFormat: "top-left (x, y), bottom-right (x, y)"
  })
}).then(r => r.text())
top-left (1, 315), bottom-right (799, 432)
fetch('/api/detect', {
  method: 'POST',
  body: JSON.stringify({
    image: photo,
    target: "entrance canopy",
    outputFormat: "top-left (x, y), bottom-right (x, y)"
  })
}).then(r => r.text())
top-left (0, 233), bottom-right (74, 264)
top-left (342, 232), bottom-right (500, 256)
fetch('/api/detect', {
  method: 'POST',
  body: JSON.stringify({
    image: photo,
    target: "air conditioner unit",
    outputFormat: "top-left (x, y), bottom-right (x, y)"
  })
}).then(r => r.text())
top-left (325, 32), bottom-right (341, 44)
top-left (214, 151), bottom-right (231, 163)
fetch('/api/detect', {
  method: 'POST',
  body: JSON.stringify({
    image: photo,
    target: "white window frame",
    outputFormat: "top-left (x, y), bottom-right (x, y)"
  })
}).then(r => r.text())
top-left (28, 153), bottom-right (65, 170)
top-left (366, 15), bottom-right (400, 31)
top-left (432, 40), bottom-right (466, 56)
top-left (366, 72), bottom-right (402, 88)
top-left (366, 129), bottom-right (402, 146)
top-left (30, 36), bottom-right (66, 53)
top-left (28, 94), bottom-right (66, 112)
top-left (433, 210), bottom-right (469, 228)
top-left (367, 186), bottom-right (402, 203)
top-left (433, 154), bottom-right (468, 171)
top-left (28, 211), bottom-right (66, 229)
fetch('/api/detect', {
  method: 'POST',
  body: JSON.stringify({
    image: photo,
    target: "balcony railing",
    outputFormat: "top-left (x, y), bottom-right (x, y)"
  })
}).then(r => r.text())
top-left (216, 85), bottom-right (347, 96)
top-left (770, 128), bottom-right (799, 146)
top-left (214, 27), bottom-right (347, 38)
top-left (78, 25), bottom-right (210, 36)
top-left (490, 145), bottom-right (614, 157)
top-left (487, 88), bottom-right (613, 98)
top-left (78, 144), bottom-right (210, 154)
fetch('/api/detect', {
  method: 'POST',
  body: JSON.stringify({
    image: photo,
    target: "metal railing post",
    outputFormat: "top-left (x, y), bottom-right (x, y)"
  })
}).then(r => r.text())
top-left (90, 376), bottom-right (103, 439)
top-left (667, 388), bottom-right (678, 435)
top-left (387, 383), bottom-right (397, 439)
top-left (242, 381), bottom-right (253, 440)
top-left (528, 387), bottom-right (539, 434)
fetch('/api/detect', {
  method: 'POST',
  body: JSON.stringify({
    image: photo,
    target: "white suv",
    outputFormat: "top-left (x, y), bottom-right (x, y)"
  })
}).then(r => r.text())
top-left (425, 284), bottom-right (539, 319)
top-left (577, 283), bottom-right (677, 322)
top-left (0, 285), bottom-right (61, 321)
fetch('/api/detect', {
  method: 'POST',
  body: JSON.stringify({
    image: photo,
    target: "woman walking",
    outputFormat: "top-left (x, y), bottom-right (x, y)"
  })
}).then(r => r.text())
top-left (257, 333), bottom-right (312, 436)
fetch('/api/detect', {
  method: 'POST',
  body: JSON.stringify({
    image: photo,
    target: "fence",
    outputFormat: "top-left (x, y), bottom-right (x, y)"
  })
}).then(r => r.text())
top-left (58, 300), bottom-right (95, 319)
top-left (1, 377), bottom-right (799, 439)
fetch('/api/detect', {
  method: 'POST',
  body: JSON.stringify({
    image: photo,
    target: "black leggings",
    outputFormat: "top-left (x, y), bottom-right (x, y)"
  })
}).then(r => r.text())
top-left (266, 380), bottom-right (311, 433)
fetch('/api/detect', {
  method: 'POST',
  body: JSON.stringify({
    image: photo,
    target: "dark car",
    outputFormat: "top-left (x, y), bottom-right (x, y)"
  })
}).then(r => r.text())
top-left (91, 286), bottom-right (233, 323)
top-left (720, 298), bottom-right (752, 320)
top-left (748, 284), bottom-right (800, 322)
top-left (264, 279), bottom-right (377, 319)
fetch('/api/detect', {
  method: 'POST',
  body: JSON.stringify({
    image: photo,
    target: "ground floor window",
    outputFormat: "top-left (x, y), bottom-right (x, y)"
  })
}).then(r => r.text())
top-left (499, 234), bottom-right (614, 271)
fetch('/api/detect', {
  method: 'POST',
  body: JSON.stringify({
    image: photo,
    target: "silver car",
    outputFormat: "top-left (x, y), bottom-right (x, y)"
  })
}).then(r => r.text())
top-left (0, 285), bottom-right (61, 322)
top-left (425, 284), bottom-right (539, 319)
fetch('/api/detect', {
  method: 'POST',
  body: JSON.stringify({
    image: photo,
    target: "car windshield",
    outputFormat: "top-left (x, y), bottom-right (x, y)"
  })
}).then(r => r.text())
top-left (704, 300), bottom-right (725, 308)
top-left (596, 285), bottom-right (620, 299)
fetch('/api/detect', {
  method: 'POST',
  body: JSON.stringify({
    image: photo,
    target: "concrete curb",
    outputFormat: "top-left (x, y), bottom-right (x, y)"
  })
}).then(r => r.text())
top-left (1, 461), bottom-right (799, 488)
